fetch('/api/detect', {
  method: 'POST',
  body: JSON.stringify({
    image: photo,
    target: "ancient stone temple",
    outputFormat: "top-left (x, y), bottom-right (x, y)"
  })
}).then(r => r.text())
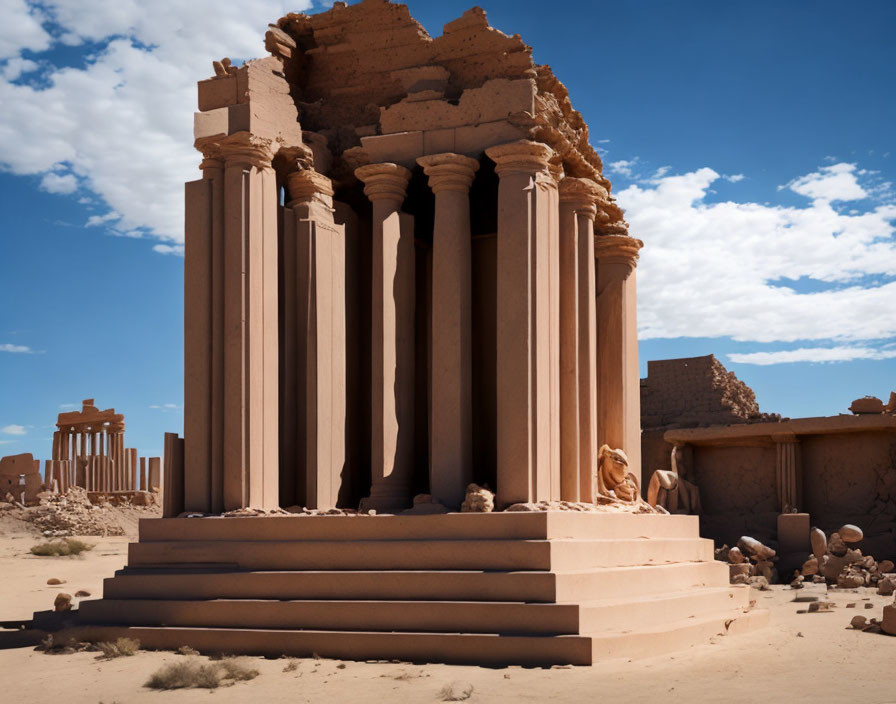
top-left (48, 1), bottom-right (767, 664)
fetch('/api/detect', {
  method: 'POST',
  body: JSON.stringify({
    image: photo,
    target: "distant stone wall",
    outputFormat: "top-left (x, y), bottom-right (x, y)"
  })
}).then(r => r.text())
top-left (640, 355), bottom-right (769, 430)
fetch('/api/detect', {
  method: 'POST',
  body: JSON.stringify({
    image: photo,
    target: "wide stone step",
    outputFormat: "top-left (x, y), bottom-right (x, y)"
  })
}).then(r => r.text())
top-left (138, 512), bottom-right (701, 543)
top-left (554, 561), bottom-right (730, 601)
top-left (578, 585), bottom-right (751, 632)
top-left (104, 561), bottom-right (727, 604)
top-left (56, 625), bottom-right (595, 666)
top-left (127, 537), bottom-right (713, 571)
top-left (78, 598), bottom-right (581, 635)
top-left (587, 608), bottom-right (770, 661)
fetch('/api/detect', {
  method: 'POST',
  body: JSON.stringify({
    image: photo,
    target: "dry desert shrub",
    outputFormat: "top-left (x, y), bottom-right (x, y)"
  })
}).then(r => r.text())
top-left (96, 638), bottom-right (140, 659)
top-left (30, 538), bottom-right (94, 556)
top-left (438, 681), bottom-right (474, 701)
top-left (145, 657), bottom-right (259, 690)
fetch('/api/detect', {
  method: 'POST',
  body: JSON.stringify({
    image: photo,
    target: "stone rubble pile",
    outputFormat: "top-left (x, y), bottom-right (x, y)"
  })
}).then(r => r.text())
top-left (1, 486), bottom-right (158, 536)
top-left (716, 536), bottom-right (778, 589)
top-left (796, 524), bottom-right (896, 591)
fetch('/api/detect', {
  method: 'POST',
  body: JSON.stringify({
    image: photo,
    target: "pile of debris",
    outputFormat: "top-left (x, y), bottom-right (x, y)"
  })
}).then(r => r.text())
top-left (716, 536), bottom-right (778, 589)
top-left (797, 524), bottom-right (895, 592)
top-left (1, 486), bottom-right (159, 536)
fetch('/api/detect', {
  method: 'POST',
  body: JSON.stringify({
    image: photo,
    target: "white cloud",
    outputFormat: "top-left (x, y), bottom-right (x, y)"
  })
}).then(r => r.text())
top-left (40, 171), bottom-right (78, 194)
top-left (58, 403), bottom-right (77, 409)
top-left (619, 165), bottom-right (896, 344)
top-left (784, 162), bottom-right (868, 202)
top-left (153, 244), bottom-right (185, 256)
top-left (150, 403), bottom-right (183, 412)
top-left (1, 57), bottom-right (39, 81)
top-left (0, 0), bottom-right (51, 59)
top-left (85, 211), bottom-right (121, 227)
top-left (0, 343), bottom-right (33, 353)
top-left (729, 346), bottom-right (896, 365)
top-left (0, 0), bottom-right (312, 249)
top-left (723, 173), bottom-right (745, 183)
top-left (608, 158), bottom-right (640, 178)
top-left (1, 424), bottom-right (27, 435)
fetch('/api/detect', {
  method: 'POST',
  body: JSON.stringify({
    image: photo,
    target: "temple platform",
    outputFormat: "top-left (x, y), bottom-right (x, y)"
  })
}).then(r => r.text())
top-left (37, 512), bottom-right (768, 665)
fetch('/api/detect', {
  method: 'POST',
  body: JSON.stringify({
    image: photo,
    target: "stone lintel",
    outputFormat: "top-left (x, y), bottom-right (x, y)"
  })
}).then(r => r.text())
top-left (416, 153), bottom-right (480, 193)
top-left (354, 162), bottom-right (412, 204)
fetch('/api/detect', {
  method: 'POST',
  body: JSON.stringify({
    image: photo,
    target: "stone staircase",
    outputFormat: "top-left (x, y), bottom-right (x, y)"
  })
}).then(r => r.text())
top-left (46, 512), bottom-right (768, 665)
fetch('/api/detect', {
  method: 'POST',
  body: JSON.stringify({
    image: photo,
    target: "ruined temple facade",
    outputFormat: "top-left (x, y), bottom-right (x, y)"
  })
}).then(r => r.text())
top-left (177, 1), bottom-right (643, 514)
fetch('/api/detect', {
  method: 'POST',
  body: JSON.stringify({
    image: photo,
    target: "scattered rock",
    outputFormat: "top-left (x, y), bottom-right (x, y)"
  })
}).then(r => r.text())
top-left (746, 575), bottom-right (769, 590)
top-left (828, 533), bottom-right (848, 557)
top-left (728, 547), bottom-right (745, 564)
top-left (810, 527), bottom-right (827, 560)
top-left (737, 536), bottom-right (776, 561)
top-left (460, 484), bottom-right (494, 513)
top-left (74, 589), bottom-right (91, 597)
top-left (878, 578), bottom-right (896, 596)
top-left (439, 681), bottom-right (474, 701)
top-left (879, 560), bottom-right (894, 574)
top-left (838, 524), bottom-right (863, 543)
top-left (790, 575), bottom-right (804, 589)
top-left (801, 556), bottom-right (819, 576)
top-left (807, 601), bottom-right (835, 613)
top-left (46, 578), bottom-right (64, 585)
top-left (850, 615), bottom-right (868, 629)
top-left (54, 593), bottom-right (72, 612)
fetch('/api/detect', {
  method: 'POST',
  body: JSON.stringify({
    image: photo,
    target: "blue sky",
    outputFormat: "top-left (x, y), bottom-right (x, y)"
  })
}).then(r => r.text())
top-left (1, 0), bottom-right (894, 460)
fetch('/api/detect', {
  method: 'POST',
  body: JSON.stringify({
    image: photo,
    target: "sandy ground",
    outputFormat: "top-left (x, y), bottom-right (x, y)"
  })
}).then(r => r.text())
top-left (1, 527), bottom-right (896, 703)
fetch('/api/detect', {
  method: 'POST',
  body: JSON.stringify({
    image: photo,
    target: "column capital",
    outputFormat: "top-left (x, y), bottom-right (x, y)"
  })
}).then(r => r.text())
top-left (355, 162), bottom-right (412, 205)
top-left (485, 140), bottom-right (554, 177)
top-left (594, 234), bottom-right (643, 270)
top-left (559, 177), bottom-right (607, 219)
top-left (287, 168), bottom-right (334, 207)
top-left (771, 432), bottom-right (800, 444)
top-left (195, 132), bottom-right (274, 169)
top-left (416, 153), bottom-right (479, 193)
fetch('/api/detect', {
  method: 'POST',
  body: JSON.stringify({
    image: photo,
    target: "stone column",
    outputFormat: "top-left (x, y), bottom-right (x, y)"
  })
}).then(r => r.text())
top-left (417, 153), bottom-right (479, 509)
top-left (286, 168), bottom-right (347, 510)
top-left (773, 433), bottom-right (802, 512)
top-left (595, 234), bottom-right (643, 484)
top-left (224, 139), bottom-right (279, 510)
top-left (558, 177), bottom-right (602, 503)
top-left (355, 163), bottom-right (415, 512)
top-left (139, 457), bottom-right (147, 492)
top-left (485, 140), bottom-right (559, 507)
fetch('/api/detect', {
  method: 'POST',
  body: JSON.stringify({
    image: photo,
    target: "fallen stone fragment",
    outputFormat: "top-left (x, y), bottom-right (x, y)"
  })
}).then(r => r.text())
top-left (728, 547), bottom-right (745, 564)
top-left (850, 615), bottom-right (867, 629)
top-left (878, 578), bottom-right (896, 596)
top-left (879, 560), bottom-right (894, 574)
top-left (810, 527), bottom-right (827, 560)
top-left (460, 484), bottom-right (494, 513)
top-left (46, 578), bottom-right (64, 585)
top-left (75, 590), bottom-right (90, 597)
top-left (54, 593), bottom-right (72, 612)
top-left (838, 524), bottom-right (863, 543)
top-left (828, 533), bottom-right (848, 557)
top-left (737, 536), bottom-right (776, 561)
top-left (746, 575), bottom-right (769, 590)
top-left (801, 557), bottom-right (819, 576)
top-left (807, 601), bottom-right (835, 613)
top-left (846, 602), bottom-right (856, 608)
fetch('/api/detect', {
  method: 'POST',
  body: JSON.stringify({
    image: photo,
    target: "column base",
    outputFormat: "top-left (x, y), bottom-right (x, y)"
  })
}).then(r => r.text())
top-left (359, 493), bottom-right (412, 514)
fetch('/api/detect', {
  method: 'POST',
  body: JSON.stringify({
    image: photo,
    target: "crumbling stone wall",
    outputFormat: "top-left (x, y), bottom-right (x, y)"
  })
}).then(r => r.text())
top-left (640, 355), bottom-right (768, 430)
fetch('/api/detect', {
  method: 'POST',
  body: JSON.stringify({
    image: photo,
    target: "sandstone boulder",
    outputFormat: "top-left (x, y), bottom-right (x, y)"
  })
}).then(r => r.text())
top-left (838, 524), bottom-right (863, 543)
top-left (810, 527), bottom-right (827, 560)
top-left (54, 593), bottom-right (72, 612)
top-left (737, 536), bottom-right (775, 561)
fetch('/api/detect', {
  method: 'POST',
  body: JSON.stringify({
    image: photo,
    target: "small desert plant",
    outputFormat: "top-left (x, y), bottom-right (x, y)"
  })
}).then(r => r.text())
top-left (282, 659), bottom-right (299, 672)
top-left (176, 645), bottom-right (199, 656)
top-left (30, 538), bottom-right (94, 557)
top-left (145, 657), bottom-right (259, 690)
top-left (96, 638), bottom-right (140, 659)
top-left (438, 681), bottom-right (474, 701)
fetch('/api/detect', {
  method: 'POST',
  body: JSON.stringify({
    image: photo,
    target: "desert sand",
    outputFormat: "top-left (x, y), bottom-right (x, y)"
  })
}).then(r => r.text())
top-left (1, 514), bottom-right (894, 703)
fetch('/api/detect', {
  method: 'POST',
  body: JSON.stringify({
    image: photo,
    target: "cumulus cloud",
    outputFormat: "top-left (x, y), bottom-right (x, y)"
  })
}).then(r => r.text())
top-left (40, 171), bottom-right (78, 194)
top-left (729, 346), bottom-right (896, 366)
top-left (1, 424), bottom-right (27, 435)
top-left (0, 0), bottom-right (312, 248)
top-left (618, 164), bottom-right (896, 345)
top-left (0, 343), bottom-right (34, 353)
top-left (608, 158), bottom-right (640, 178)
top-left (783, 162), bottom-right (868, 202)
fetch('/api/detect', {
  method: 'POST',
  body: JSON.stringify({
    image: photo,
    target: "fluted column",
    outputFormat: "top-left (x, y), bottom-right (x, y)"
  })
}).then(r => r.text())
top-left (417, 153), bottom-right (479, 509)
top-left (355, 163), bottom-right (414, 512)
top-left (774, 433), bottom-right (802, 512)
top-left (595, 234), bottom-right (643, 483)
top-left (285, 168), bottom-right (347, 509)
top-left (558, 177), bottom-right (602, 502)
top-left (485, 140), bottom-right (560, 507)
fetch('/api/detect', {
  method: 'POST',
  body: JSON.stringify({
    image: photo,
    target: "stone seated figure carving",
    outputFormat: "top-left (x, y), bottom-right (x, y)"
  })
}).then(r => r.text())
top-left (597, 445), bottom-right (647, 505)
top-left (646, 446), bottom-right (701, 514)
